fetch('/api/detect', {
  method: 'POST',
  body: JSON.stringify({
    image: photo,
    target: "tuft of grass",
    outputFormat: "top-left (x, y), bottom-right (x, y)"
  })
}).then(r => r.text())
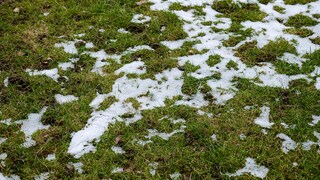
top-left (235, 39), bottom-right (296, 66)
top-left (284, 28), bottom-right (314, 37)
top-left (284, 0), bottom-right (317, 5)
top-left (285, 14), bottom-right (318, 28)
top-left (182, 76), bottom-right (201, 95)
top-left (212, 0), bottom-right (266, 22)
top-left (273, 6), bottom-right (286, 14)
top-left (310, 36), bottom-right (320, 45)
top-left (206, 55), bottom-right (221, 67)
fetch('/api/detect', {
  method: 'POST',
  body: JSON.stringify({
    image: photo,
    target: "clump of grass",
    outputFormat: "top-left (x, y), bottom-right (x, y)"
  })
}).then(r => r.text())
top-left (284, 0), bottom-right (317, 5)
top-left (310, 36), bottom-right (320, 45)
top-left (285, 14), bottom-right (318, 28)
top-left (258, 0), bottom-right (273, 4)
top-left (223, 35), bottom-right (245, 47)
top-left (284, 28), bottom-right (314, 37)
top-left (313, 14), bottom-right (320, 19)
top-left (212, 0), bottom-right (266, 22)
top-left (273, 6), bottom-right (285, 14)
top-left (206, 55), bottom-right (221, 67)
top-left (235, 39), bottom-right (296, 65)
top-left (226, 60), bottom-right (239, 70)
top-left (182, 76), bottom-right (201, 95)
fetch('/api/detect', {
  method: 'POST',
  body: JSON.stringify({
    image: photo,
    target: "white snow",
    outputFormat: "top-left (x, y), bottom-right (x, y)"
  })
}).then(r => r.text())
top-left (0, 173), bottom-right (20, 180)
top-left (302, 131), bottom-right (320, 153)
top-left (309, 115), bottom-right (320, 126)
top-left (111, 167), bottom-right (123, 173)
top-left (58, 62), bottom-right (74, 70)
top-left (34, 172), bottom-right (50, 180)
top-left (0, 138), bottom-right (7, 145)
top-left (71, 162), bottom-right (84, 173)
top-left (0, 153), bottom-right (7, 160)
top-left (111, 146), bottom-right (125, 154)
top-left (46, 154), bottom-right (56, 161)
top-left (240, 134), bottom-right (246, 140)
top-left (54, 41), bottom-right (78, 54)
top-left (276, 133), bottom-right (298, 154)
top-left (131, 14), bottom-right (151, 24)
top-left (226, 157), bottom-right (269, 179)
top-left (26, 68), bottom-right (60, 82)
top-left (54, 94), bottom-right (79, 104)
top-left (85, 42), bottom-right (94, 49)
top-left (149, 162), bottom-right (159, 176)
top-left (211, 133), bottom-right (217, 141)
top-left (254, 106), bottom-right (274, 129)
top-left (118, 28), bottom-right (130, 34)
top-left (3, 77), bottom-right (8, 87)
top-left (20, 107), bottom-right (49, 148)
top-left (170, 172), bottom-right (181, 180)
top-left (115, 61), bottom-right (146, 75)
top-left (145, 126), bottom-right (186, 141)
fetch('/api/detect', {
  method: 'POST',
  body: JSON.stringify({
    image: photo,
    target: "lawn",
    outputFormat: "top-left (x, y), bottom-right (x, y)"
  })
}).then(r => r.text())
top-left (0, 0), bottom-right (320, 179)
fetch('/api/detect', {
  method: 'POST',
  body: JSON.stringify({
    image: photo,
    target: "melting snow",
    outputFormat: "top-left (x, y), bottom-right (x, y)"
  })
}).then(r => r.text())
top-left (34, 172), bottom-right (50, 180)
top-left (254, 106), bottom-right (274, 129)
top-left (149, 162), bottom-right (159, 176)
top-left (3, 77), bottom-right (8, 87)
top-left (26, 68), bottom-right (60, 82)
top-left (71, 162), bottom-right (84, 173)
top-left (226, 157), bottom-right (269, 179)
top-left (302, 131), bottom-right (320, 153)
top-left (309, 115), bottom-right (320, 126)
top-left (170, 172), bottom-right (181, 180)
top-left (46, 154), bottom-right (56, 161)
top-left (276, 133), bottom-right (298, 154)
top-left (54, 94), bottom-right (79, 104)
top-left (131, 14), bottom-right (151, 24)
top-left (111, 167), bottom-right (123, 173)
top-left (111, 146), bottom-right (125, 154)
top-left (20, 107), bottom-right (49, 148)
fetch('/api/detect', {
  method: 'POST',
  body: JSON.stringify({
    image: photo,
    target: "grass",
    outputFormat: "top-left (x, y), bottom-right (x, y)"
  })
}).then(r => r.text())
top-left (0, 0), bottom-right (320, 179)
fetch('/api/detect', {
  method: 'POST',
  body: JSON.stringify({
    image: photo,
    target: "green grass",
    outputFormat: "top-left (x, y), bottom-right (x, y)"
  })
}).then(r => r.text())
top-left (235, 38), bottom-right (296, 66)
top-left (285, 14), bottom-right (318, 28)
top-left (0, 0), bottom-right (320, 179)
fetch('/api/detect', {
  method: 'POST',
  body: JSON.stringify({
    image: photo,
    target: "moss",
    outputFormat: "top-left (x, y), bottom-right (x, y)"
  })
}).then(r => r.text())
top-left (285, 14), bottom-right (318, 28)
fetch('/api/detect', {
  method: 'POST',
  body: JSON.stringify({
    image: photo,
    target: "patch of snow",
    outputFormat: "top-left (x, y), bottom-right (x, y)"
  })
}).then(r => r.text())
top-left (131, 14), bottom-right (151, 24)
top-left (0, 153), bottom-right (7, 160)
top-left (170, 172), bottom-right (181, 180)
top-left (20, 107), bottom-right (49, 148)
top-left (211, 133), bottom-right (217, 141)
top-left (145, 126), bottom-right (186, 141)
top-left (0, 173), bottom-right (20, 180)
top-left (111, 146), bottom-right (125, 154)
top-left (118, 28), bottom-right (130, 34)
top-left (85, 42), bottom-right (94, 49)
top-left (0, 138), bottom-right (7, 144)
top-left (58, 62), bottom-right (74, 70)
top-left (46, 154), bottom-right (56, 161)
top-left (34, 172), bottom-right (50, 180)
top-left (302, 131), bottom-right (320, 153)
top-left (226, 157), bottom-right (269, 179)
top-left (240, 134), bottom-right (246, 140)
top-left (111, 167), bottom-right (123, 173)
top-left (276, 133), bottom-right (298, 154)
top-left (54, 41), bottom-right (78, 54)
top-left (3, 77), bottom-right (8, 87)
top-left (26, 68), bottom-right (60, 82)
top-left (115, 61), bottom-right (146, 75)
top-left (161, 39), bottom-right (185, 50)
top-left (43, 12), bottom-right (49, 16)
top-left (55, 94), bottom-right (78, 104)
top-left (293, 162), bottom-right (298, 167)
top-left (71, 162), bottom-right (84, 173)
top-left (254, 106), bottom-right (274, 129)
top-left (309, 115), bottom-right (320, 126)
top-left (149, 162), bottom-right (159, 176)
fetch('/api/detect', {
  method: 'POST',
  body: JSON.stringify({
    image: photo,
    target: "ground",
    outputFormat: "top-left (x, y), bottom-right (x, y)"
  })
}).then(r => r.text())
top-left (0, 0), bottom-right (320, 179)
